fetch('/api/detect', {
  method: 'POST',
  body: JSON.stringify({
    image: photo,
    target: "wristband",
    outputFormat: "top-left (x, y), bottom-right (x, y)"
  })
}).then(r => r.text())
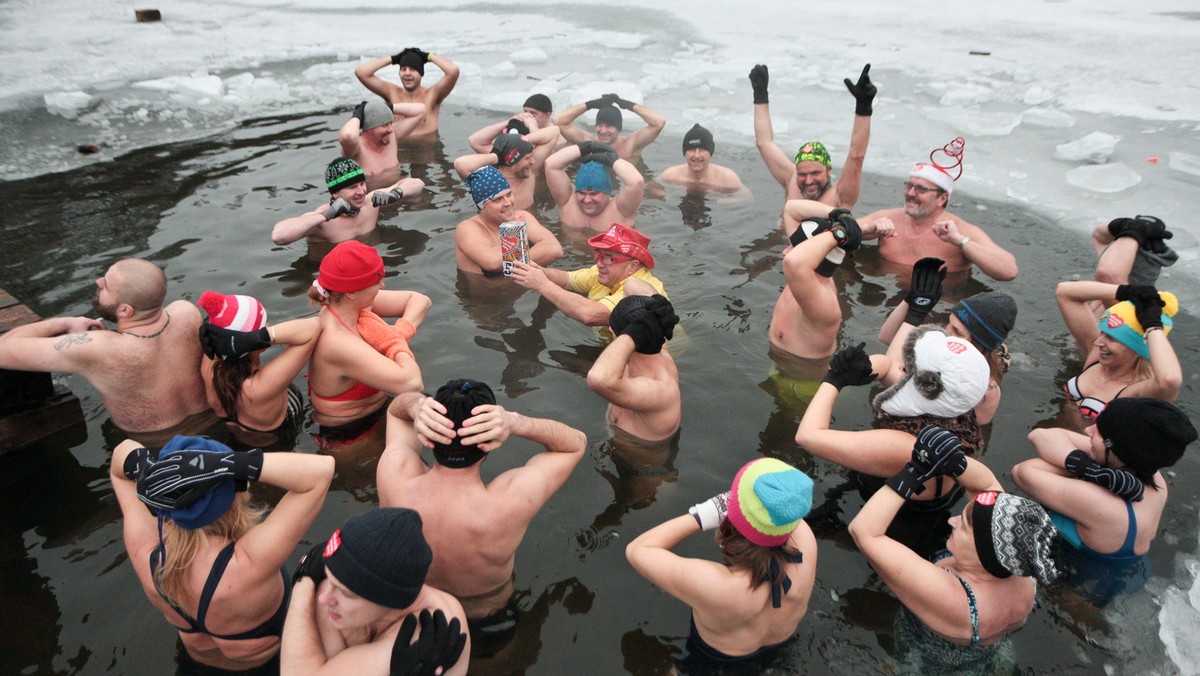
top-left (958, 236), bottom-right (972, 250)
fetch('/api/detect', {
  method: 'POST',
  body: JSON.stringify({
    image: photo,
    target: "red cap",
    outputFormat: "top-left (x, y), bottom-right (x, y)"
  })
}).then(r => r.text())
top-left (587, 223), bottom-right (654, 270)
top-left (318, 241), bottom-right (384, 293)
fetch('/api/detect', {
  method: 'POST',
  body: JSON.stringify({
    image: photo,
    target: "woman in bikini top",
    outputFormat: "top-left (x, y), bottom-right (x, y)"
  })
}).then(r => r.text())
top-left (110, 436), bottom-right (334, 671)
top-left (305, 241), bottom-right (431, 426)
top-left (1055, 281), bottom-right (1181, 427)
top-left (850, 443), bottom-right (1061, 652)
top-left (197, 291), bottom-right (321, 444)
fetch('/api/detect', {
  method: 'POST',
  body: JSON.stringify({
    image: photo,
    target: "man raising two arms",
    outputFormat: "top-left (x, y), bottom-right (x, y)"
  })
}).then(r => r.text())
top-left (355, 47), bottom-right (461, 138)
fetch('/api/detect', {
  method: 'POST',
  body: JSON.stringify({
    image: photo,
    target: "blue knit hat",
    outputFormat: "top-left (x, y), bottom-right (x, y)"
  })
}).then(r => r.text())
top-left (575, 161), bottom-right (613, 194)
top-left (465, 166), bottom-right (511, 210)
top-left (157, 436), bottom-right (236, 530)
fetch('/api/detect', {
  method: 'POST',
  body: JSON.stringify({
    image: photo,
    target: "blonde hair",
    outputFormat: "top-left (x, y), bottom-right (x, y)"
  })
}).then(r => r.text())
top-left (154, 494), bottom-right (266, 609)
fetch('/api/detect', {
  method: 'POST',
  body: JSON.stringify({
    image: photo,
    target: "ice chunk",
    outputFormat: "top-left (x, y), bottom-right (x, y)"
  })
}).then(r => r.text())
top-left (940, 85), bottom-right (994, 106)
top-left (1168, 152), bottom-right (1200, 178)
top-left (1023, 85), bottom-right (1053, 106)
top-left (132, 74), bottom-right (225, 99)
top-left (1066, 163), bottom-right (1141, 193)
top-left (44, 90), bottom-right (100, 119)
top-left (1055, 132), bottom-right (1120, 163)
top-left (1022, 108), bottom-right (1075, 128)
top-left (510, 47), bottom-right (547, 64)
top-left (927, 109), bottom-right (1021, 136)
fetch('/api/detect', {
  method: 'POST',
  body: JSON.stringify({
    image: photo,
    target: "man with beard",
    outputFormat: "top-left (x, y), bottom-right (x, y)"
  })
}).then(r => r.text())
top-left (543, 142), bottom-right (644, 230)
top-left (271, 157), bottom-right (425, 245)
top-left (354, 47), bottom-right (461, 138)
top-left (338, 98), bottom-right (426, 178)
top-left (553, 93), bottom-right (665, 160)
top-left (454, 167), bottom-right (563, 276)
top-left (0, 258), bottom-right (209, 434)
top-left (456, 117), bottom-right (561, 211)
top-left (860, 161), bottom-right (1018, 281)
top-left (749, 64), bottom-right (875, 216)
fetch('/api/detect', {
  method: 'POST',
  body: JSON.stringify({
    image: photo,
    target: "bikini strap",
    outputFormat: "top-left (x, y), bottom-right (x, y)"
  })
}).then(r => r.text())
top-left (193, 543), bottom-right (238, 629)
top-left (768, 553), bottom-right (803, 609)
top-left (327, 307), bottom-right (358, 335)
top-left (949, 571), bottom-right (981, 646)
top-left (1121, 499), bottom-right (1138, 553)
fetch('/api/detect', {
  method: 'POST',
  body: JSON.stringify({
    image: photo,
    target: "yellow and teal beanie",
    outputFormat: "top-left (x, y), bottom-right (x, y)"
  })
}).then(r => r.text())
top-left (727, 458), bottom-right (812, 547)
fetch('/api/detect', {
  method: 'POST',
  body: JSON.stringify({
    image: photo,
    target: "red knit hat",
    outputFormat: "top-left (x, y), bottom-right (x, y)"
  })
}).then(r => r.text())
top-left (318, 241), bottom-right (385, 293)
top-left (197, 291), bottom-right (267, 331)
top-left (587, 223), bottom-right (654, 270)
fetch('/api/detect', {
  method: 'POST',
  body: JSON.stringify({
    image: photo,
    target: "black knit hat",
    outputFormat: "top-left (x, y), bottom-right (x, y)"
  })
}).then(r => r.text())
top-left (682, 123), bottom-right (715, 155)
top-left (952, 292), bottom-right (1017, 351)
top-left (431, 379), bottom-right (496, 468)
top-left (1097, 398), bottom-right (1196, 477)
top-left (596, 105), bottom-right (623, 131)
top-left (323, 508), bottom-right (432, 608)
top-left (523, 93), bottom-right (553, 113)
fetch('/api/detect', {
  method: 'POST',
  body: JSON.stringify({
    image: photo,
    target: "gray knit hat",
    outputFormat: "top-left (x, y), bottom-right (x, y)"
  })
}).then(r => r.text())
top-left (323, 508), bottom-right (432, 608)
top-left (972, 492), bottom-right (1060, 586)
top-left (362, 99), bottom-right (394, 130)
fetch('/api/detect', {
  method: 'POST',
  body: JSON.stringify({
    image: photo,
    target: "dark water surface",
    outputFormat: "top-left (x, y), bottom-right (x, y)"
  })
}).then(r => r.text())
top-left (1, 107), bottom-right (1196, 674)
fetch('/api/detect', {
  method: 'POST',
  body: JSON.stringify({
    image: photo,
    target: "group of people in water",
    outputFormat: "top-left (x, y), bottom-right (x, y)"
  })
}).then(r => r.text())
top-left (0, 46), bottom-right (1195, 674)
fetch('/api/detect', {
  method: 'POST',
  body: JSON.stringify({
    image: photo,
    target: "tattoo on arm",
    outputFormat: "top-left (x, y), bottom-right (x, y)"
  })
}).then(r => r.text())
top-left (54, 333), bottom-right (92, 351)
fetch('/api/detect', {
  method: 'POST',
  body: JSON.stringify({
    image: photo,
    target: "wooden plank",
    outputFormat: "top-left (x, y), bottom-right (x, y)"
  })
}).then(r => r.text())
top-left (0, 387), bottom-right (85, 455)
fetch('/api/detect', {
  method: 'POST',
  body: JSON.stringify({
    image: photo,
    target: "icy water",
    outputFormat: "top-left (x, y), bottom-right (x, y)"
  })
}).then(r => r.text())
top-left (1, 107), bottom-right (1197, 674)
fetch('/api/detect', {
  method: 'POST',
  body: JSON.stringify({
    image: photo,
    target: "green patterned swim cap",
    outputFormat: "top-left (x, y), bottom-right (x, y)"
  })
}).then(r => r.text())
top-left (793, 141), bottom-right (831, 168)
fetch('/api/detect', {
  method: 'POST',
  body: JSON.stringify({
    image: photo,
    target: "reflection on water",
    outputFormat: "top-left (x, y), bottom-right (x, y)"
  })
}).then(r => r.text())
top-left (0, 105), bottom-right (1197, 674)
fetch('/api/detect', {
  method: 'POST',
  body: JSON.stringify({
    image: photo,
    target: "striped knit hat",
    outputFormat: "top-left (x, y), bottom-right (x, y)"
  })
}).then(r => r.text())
top-left (197, 291), bottom-right (267, 332)
top-left (727, 458), bottom-right (813, 547)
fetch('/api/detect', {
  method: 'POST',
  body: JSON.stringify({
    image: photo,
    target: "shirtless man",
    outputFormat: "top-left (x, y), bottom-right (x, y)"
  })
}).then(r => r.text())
top-left (860, 160), bottom-right (1018, 281)
top-left (586, 285), bottom-right (681, 442)
top-left (337, 98), bottom-right (425, 179)
top-left (770, 202), bottom-right (880, 359)
top-left (553, 93), bottom-right (665, 160)
top-left (749, 64), bottom-right (874, 217)
top-left (0, 258), bottom-right (208, 434)
top-left (271, 157), bottom-right (424, 245)
top-left (521, 94), bottom-right (554, 131)
top-left (377, 380), bottom-right (586, 623)
top-left (283, 508), bottom-right (470, 675)
top-left (544, 143), bottom-right (643, 230)
top-left (510, 223), bottom-right (666, 327)
top-left (457, 117), bottom-right (560, 211)
top-left (659, 124), bottom-right (747, 195)
top-left (454, 166), bottom-right (562, 276)
top-left (354, 47), bottom-right (460, 138)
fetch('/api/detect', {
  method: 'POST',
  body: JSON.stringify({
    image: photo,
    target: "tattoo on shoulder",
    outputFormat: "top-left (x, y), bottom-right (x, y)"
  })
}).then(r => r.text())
top-left (54, 333), bottom-right (92, 351)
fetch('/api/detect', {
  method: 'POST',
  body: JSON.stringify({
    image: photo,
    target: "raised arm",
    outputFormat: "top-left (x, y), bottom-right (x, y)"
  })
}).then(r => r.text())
top-left (0, 316), bottom-right (104, 374)
top-left (612, 157), bottom-right (645, 218)
top-left (1055, 280), bottom-right (1109, 357)
top-left (272, 208), bottom-right (328, 246)
top-left (543, 144), bottom-right (580, 207)
top-left (552, 102), bottom-right (591, 144)
top-left (426, 53), bottom-right (460, 104)
top-left (749, 64), bottom-right (795, 189)
top-left (586, 334), bottom-right (666, 409)
top-left (337, 109), bottom-right (364, 159)
top-left (233, 452), bottom-right (335, 575)
top-left (475, 406), bottom-right (587, 502)
top-left (527, 124), bottom-right (561, 165)
top-left (371, 290), bottom-right (432, 329)
top-left (625, 514), bottom-right (725, 606)
top-left (240, 317), bottom-right (322, 403)
top-left (832, 64), bottom-right (876, 209)
top-left (782, 232), bottom-right (843, 327)
top-left (624, 101), bottom-right (666, 154)
top-left (354, 56), bottom-right (398, 101)
top-left (391, 102), bottom-right (427, 139)
top-left (452, 152), bottom-right (498, 180)
top-left (935, 219), bottom-right (1018, 281)
top-left (377, 393), bottom-right (435, 499)
top-left (466, 121), bottom-right (507, 154)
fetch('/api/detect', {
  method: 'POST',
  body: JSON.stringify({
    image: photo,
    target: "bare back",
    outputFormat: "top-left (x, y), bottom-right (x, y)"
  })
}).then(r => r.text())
top-left (606, 352), bottom-right (681, 442)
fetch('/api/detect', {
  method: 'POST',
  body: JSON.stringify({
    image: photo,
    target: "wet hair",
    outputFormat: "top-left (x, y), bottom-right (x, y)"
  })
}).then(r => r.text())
top-left (210, 357), bottom-right (255, 422)
top-left (715, 518), bottom-right (798, 593)
top-left (154, 494), bottom-right (265, 609)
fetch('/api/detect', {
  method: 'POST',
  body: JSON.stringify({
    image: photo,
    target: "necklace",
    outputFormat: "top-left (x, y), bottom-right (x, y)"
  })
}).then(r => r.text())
top-left (904, 221), bottom-right (934, 239)
top-left (121, 311), bottom-right (170, 339)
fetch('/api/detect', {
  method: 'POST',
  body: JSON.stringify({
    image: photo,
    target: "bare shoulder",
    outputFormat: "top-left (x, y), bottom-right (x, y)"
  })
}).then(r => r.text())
top-left (167, 300), bottom-right (203, 324)
top-left (658, 164), bottom-right (688, 182)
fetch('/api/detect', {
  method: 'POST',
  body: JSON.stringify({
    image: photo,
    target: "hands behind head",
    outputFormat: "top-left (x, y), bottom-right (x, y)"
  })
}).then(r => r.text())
top-left (887, 425), bottom-right (966, 499)
top-left (411, 395), bottom-right (511, 452)
top-left (822, 342), bottom-right (877, 390)
top-left (618, 295), bottom-right (678, 355)
top-left (291, 542), bottom-right (327, 587)
top-left (689, 491), bottom-right (731, 531)
top-left (904, 257), bottom-right (946, 325)
top-left (578, 141), bottom-right (618, 167)
top-left (390, 609), bottom-right (467, 676)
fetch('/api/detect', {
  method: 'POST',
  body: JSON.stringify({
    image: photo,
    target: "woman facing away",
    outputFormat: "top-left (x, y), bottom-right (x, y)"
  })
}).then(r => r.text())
top-left (1055, 281), bottom-right (1180, 426)
top-left (626, 458), bottom-right (817, 671)
top-left (876, 257), bottom-right (1017, 424)
top-left (305, 240), bottom-right (430, 444)
top-left (197, 290), bottom-right (321, 448)
top-left (110, 435), bottom-right (333, 673)
top-left (849, 428), bottom-right (1060, 672)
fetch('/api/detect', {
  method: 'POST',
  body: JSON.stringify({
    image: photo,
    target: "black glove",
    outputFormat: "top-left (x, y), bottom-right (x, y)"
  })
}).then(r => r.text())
top-left (822, 342), bottom-right (876, 390)
top-left (411, 47), bottom-right (431, 62)
top-left (291, 542), bottom-right (328, 587)
top-left (828, 211), bottom-right (862, 252)
top-left (122, 447), bottom-right (154, 481)
top-left (323, 197), bottom-right (356, 221)
top-left (351, 101), bottom-right (367, 126)
top-left (390, 609), bottom-right (467, 676)
top-left (585, 96), bottom-right (608, 110)
top-left (619, 311), bottom-right (666, 354)
top-left (648, 295), bottom-right (679, 342)
top-left (606, 93), bottom-right (636, 110)
top-left (844, 64), bottom-right (876, 117)
top-left (136, 448), bottom-right (259, 511)
top-left (904, 257), bottom-right (947, 325)
top-left (578, 141), bottom-right (618, 167)
top-left (390, 51), bottom-right (405, 65)
top-left (371, 187), bottom-right (406, 207)
top-left (200, 322), bottom-right (272, 361)
top-left (1064, 450), bottom-right (1145, 502)
top-left (1108, 215), bottom-right (1171, 249)
top-left (886, 426), bottom-right (967, 499)
top-left (749, 64), bottom-right (769, 104)
top-left (1128, 286), bottom-right (1165, 330)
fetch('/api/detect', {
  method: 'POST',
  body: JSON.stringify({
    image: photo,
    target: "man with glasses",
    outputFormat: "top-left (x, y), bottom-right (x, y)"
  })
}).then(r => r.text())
top-left (861, 163), bottom-right (1018, 281)
top-left (509, 224), bottom-right (665, 326)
